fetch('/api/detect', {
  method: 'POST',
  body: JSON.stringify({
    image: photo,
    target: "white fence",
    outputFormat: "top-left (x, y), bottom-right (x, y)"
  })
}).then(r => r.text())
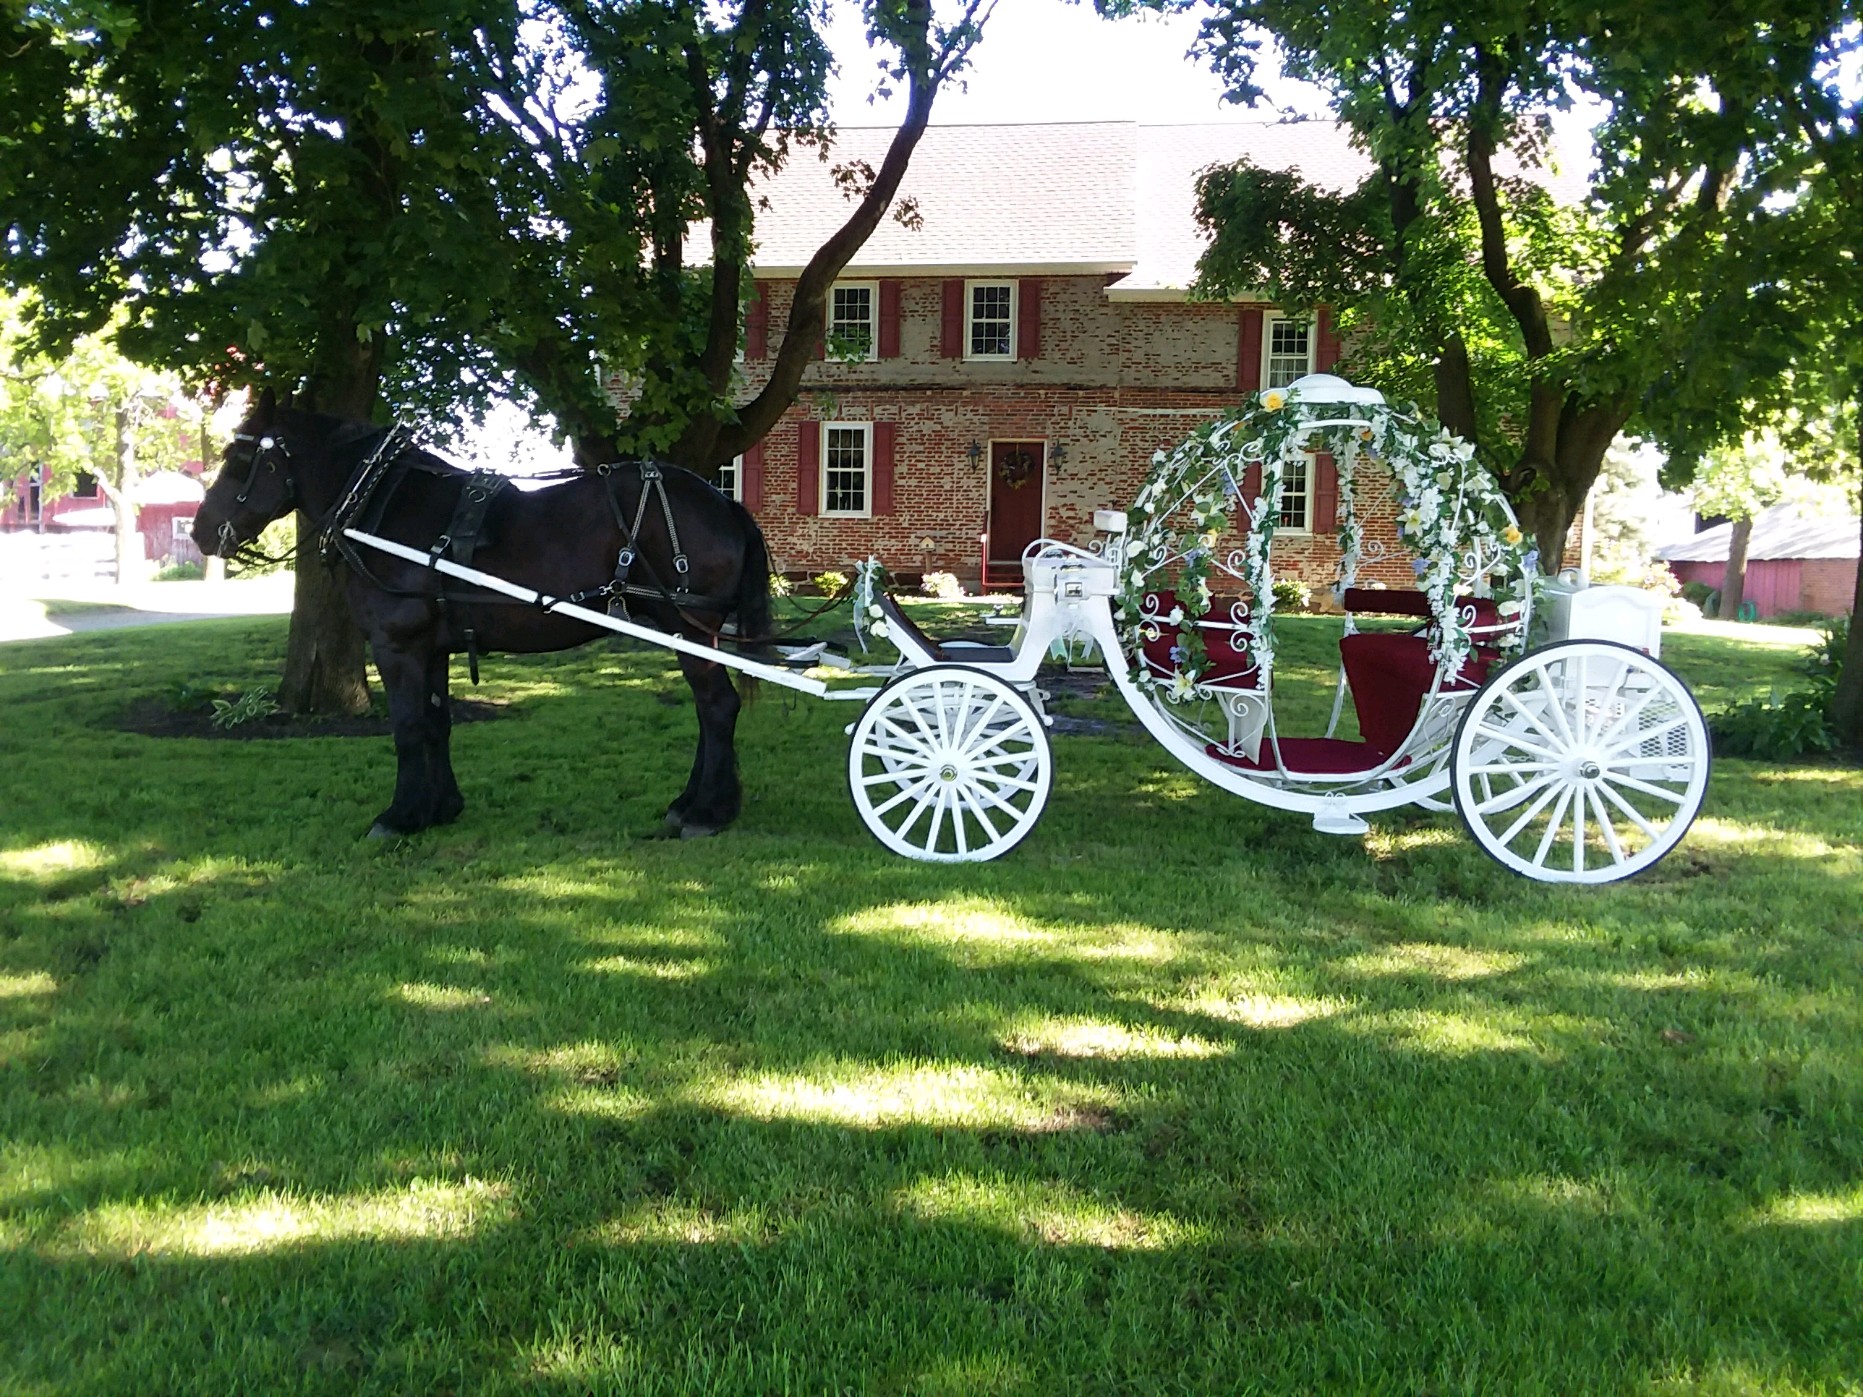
top-left (0, 530), bottom-right (116, 586)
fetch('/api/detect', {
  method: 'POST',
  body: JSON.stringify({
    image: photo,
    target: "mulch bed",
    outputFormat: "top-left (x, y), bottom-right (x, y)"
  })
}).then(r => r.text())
top-left (119, 697), bottom-right (508, 741)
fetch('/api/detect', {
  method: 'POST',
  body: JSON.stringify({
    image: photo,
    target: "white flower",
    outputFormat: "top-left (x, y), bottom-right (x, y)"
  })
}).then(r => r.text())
top-left (871, 621), bottom-right (890, 639)
top-left (867, 604), bottom-right (883, 619)
top-left (1167, 606), bottom-right (1184, 626)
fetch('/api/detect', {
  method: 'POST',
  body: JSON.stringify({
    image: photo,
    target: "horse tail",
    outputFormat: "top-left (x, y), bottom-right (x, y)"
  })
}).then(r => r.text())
top-left (731, 500), bottom-right (775, 698)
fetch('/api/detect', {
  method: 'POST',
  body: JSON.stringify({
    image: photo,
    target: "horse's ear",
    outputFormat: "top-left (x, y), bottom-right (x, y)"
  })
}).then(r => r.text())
top-left (258, 386), bottom-right (277, 422)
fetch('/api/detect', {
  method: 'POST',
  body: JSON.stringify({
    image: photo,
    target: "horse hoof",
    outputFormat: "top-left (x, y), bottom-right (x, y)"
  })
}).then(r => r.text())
top-left (678, 822), bottom-right (721, 840)
top-left (366, 822), bottom-right (400, 841)
top-left (663, 810), bottom-right (687, 831)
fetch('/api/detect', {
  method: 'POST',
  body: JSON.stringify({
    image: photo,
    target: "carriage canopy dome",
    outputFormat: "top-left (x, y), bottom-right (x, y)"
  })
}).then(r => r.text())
top-left (1115, 374), bottom-right (1536, 695)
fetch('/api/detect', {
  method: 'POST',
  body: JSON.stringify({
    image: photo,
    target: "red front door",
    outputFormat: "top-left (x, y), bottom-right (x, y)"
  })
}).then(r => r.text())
top-left (987, 441), bottom-right (1046, 573)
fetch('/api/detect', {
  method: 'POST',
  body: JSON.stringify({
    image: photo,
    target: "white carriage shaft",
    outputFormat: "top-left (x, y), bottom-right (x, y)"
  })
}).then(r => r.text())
top-left (1451, 641), bottom-right (1710, 883)
top-left (845, 666), bottom-right (1053, 863)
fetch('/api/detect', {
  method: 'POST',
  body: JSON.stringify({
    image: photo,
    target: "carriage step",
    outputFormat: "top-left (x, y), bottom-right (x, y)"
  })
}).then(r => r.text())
top-left (1311, 808), bottom-right (1370, 836)
top-left (776, 643), bottom-right (851, 670)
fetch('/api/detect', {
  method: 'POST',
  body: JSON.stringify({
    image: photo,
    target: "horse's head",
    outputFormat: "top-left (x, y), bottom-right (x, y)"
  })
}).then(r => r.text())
top-left (194, 389), bottom-right (299, 558)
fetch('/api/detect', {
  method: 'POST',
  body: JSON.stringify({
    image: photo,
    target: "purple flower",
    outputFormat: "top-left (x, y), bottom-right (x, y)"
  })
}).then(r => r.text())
top-left (1412, 558), bottom-right (1430, 577)
top-left (1169, 645), bottom-right (1185, 664)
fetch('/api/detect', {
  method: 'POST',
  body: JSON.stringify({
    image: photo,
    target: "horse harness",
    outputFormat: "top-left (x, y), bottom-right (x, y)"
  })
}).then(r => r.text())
top-left (316, 429), bottom-right (739, 681)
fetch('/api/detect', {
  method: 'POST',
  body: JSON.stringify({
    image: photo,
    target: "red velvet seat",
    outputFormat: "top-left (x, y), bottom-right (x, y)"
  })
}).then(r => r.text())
top-left (1339, 632), bottom-right (1491, 757)
top-left (1341, 588), bottom-right (1503, 630)
top-left (1137, 591), bottom-right (1260, 689)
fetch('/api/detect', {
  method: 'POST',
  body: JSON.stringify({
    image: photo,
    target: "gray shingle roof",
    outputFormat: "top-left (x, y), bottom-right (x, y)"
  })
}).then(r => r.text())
top-left (1656, 504), bottom-right (1862, 562)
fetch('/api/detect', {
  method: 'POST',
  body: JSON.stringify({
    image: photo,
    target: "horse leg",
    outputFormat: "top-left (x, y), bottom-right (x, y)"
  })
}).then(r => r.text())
top-left (427, 646), bottom-right (464, 826)
top-left (367, 640), bottom-right (454, 838)
top-left (665, 652), bottom-right (742, 837)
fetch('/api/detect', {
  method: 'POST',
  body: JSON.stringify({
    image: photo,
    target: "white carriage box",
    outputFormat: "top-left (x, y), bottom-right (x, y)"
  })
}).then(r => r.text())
top-left (1540, 580), bottom-right (1664, 658)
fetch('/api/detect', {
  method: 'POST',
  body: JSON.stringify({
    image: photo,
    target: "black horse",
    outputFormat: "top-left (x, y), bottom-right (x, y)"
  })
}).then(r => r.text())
top-left (194, 392), bottom-right (773, 840)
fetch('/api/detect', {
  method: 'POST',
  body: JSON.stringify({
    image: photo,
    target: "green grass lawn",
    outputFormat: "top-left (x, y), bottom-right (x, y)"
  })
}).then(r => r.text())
top-left (1, 611), bottom-right (1857, 1394)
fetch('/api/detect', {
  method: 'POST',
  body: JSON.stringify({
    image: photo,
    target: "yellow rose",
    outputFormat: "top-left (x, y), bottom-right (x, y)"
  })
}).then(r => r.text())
top-left (1262, 390), bottom-right (1286, 411)
top-left (1502, 525), bottom-right (1523, 546)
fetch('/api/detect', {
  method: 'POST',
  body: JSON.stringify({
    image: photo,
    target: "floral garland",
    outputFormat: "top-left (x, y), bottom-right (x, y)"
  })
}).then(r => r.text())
top-left (1114, 385), bottom-right (1534, 703)
top-left (853, 555), bottom-right (888, 649)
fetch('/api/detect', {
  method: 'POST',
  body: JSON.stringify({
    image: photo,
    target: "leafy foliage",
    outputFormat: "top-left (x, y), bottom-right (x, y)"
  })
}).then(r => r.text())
top-left (1155, 0), bottom-right (1858, 566)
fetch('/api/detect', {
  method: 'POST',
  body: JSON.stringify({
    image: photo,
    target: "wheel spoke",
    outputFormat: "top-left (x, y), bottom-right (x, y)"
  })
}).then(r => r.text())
top-left (1592, 678), bottom-right (1666, 752)
top-left (1497, 777), bottom-right (1565, 846)
top-left (1603, 713), bottom-right (1693, 761)
top-left (1595, 776), bottom-right (1664, 841)
top-left (871, 773), bottom-right (937, 818)
top-left (1572, 785), bottom-right (1586, 875)
top-left (957, 692), bottom-right (1009, 749)
top-left (1587, 785), bottom-right (1628, 865)
top-left (959, 783), bottom-right (1004, 841)
top-left (1476, 769), bottom-right (1556, 817)
top-left (1582, 657), bottom-right (1630, 742)
top-left (1533, 786), bottom-right (1575, 867)
top-left (1497, 687), bottom-right (1565, 751)
top-left (1468, 759), bottom-right (1556, 777)
top-left (1601, 770), bottom-right (1689, 805)
top-left (1475, 723), bottom-right (1564, 765)
top-left (1535, 660), bottom-right (1580, 748)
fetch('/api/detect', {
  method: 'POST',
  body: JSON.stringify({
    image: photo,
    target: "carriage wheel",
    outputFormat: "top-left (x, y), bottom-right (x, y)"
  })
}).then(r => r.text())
top-left (847, 666), bottom-right (1052, 862)
top-left (1451, 640), bottom-right (1709, 884)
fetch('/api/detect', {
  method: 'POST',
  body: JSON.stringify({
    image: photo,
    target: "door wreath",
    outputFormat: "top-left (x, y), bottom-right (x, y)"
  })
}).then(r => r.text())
top-left (996, 448), bottom-right (1038, 491)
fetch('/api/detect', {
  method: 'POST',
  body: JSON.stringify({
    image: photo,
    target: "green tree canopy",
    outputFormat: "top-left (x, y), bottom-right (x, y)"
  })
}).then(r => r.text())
top-left (1136, 0), bottom-right (1857, 567)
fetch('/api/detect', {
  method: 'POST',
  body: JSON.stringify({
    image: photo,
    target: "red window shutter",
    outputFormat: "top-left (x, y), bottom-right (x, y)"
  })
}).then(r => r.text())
top-left (1243, 462), bottom-right (1263, 515)
top-left (746, 284), bottom-right (768, 360)
top-left (1313, 453), bottom-right (1337, 532)
top-left (879, 279), bottom-right (902, 359)
top-left (742, 443), bottom-right (764, 513)
top-left (872, 422), bottom-right (897, 515)
top-left (796, 421), bottom-right (818, 516)
top-left (1317, 305), bottom-right (1342, 371)
top-left (1017, 278), bottom-right (1042, 360)
top-left (1238, 307), bottom-right (1264, 392)
top-left (941, 278), bottom-right (964, 358)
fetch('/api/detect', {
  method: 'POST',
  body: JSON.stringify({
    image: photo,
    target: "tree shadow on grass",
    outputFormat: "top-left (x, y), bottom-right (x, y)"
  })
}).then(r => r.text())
top-left (1, 627), bottom-right (1860, 1390)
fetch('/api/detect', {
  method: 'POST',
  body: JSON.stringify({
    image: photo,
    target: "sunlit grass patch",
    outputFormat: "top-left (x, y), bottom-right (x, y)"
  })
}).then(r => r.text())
top-left (705, 1061), bottom-right (1119, 1131)
top-left (0, 839), bottom-right (106, 883)
top-left (1345, 1007), bottom-right (1550, 1057)
top-left (393, 981), bottom-right (494, 1010)
top-left (0, 970), bottom-right (57, 1000)
top-left (1167, 988), bottom-right (1348, 1029)
top-left (581, 1199), bottom-right (775, 1248)
top-left (895, 1173), bottom-right (1202, 1251)
top-left (582, 952), bottom-right (717, 981)
top-left (1339, 941), bottom-right (1527, 982)
top-left (1742, 1185), bottom-right (1863, 1228)
top-left (44, 1177), bottom-right (515, 1259)
top-left (831, 898), bottom-right (1055, 948)
top-left (997, 1015), bottom-right (1229, 1060)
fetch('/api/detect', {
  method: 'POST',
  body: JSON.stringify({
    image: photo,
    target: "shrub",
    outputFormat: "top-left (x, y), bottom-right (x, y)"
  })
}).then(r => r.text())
top-left (154, 561), bottom-right (205, 582)
top-left (1680, 580), bottom-right (1716, 610)
top-left (919, 571), bottom-right (963, 600)
top-left (1271, 577), bottom-right (1312, 612)
top-left (1709, 688), bottom-right (1834, 760)
top-left (768, 574), bottom-right (793, 598)
top-left (812, 570), bottom-right (848, 598)
top-left (1707, 615), bottom-right (1848, 760)
top-left (210, 688), bottom-right (280, 730)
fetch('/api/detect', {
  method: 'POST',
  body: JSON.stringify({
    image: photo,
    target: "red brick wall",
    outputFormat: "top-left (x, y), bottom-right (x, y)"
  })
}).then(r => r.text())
top-left (630, 274), bottom-right (1585, 588)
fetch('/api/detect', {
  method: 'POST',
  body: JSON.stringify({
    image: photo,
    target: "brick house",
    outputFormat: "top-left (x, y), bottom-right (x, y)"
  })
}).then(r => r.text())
top-left (637, 120), bottom-right (1558, 591)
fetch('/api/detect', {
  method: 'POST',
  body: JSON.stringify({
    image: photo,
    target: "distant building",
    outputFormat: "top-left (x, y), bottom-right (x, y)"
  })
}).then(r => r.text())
top-left (619, 119), bottom-right (1583, 590)
top-left (1657, 504), bottom-right (1860, 618)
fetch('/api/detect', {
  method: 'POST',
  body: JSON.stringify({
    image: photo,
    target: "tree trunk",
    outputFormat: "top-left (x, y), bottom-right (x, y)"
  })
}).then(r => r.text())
top-left (1721, 516), bottom-right (1752, 621)
top-left (112, 406), bottom-right (141, 585)
top-left (1829, 423), bottom-right (1863, 752)
top-left (276, 343), bottom-right (381, 716)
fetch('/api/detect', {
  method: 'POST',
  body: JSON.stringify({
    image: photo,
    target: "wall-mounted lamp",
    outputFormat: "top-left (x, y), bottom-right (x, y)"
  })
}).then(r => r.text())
top-left (965, 440), bottom-right (984, 466)
top-left (1049, 443), bottom-right (1068, 472)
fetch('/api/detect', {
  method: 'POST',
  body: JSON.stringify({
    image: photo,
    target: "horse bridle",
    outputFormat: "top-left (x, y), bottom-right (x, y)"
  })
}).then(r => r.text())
top-left (219, 430), bottom-right (298, 559)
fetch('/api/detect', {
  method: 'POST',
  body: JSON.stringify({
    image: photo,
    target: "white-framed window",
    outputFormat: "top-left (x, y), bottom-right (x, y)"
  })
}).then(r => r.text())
top-left (1278, 456), bottom-right (1311, 532)
top-left (966, 280), bottom-right (1015, 359)
top-left (716, 455), bottom-right (742, 502)
top-left (821, 422), bottom-right (872, 517)
top-left (828, 281), bottom-right (879, 361)
top-left (1264, 314), bottom-right (1314, 389)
